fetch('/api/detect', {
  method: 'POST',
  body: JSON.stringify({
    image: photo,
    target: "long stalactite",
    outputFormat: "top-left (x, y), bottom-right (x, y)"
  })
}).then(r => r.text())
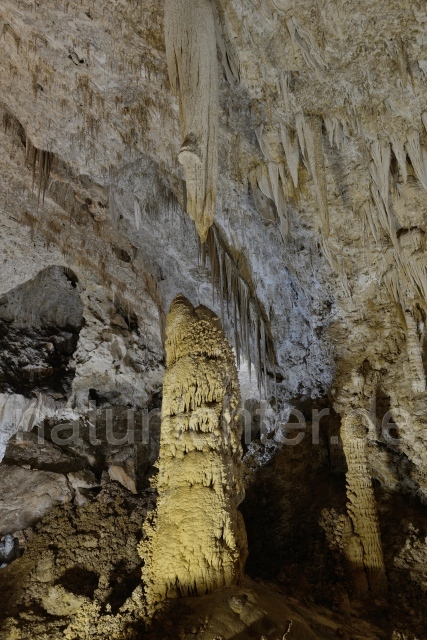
top-left (164, 0), bottom-right (219, 242)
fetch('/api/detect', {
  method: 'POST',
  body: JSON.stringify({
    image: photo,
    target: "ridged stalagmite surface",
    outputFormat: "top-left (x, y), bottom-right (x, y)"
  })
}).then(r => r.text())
top-left (404, 311), bottom-right (426, 395)
top-left (164, 0), bottom-right (218, 242)
top-left (140, 294), bottom-right (247, 611)
top-left (341, 412), bottom-right (388, 595)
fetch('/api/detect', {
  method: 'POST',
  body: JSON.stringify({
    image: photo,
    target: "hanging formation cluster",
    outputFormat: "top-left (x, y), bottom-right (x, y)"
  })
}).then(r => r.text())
top-left (25, 138), bottom-right (54, 206)
top-left (139, 295), bottom-right (247, 612)
top-left (200, 224), bottom-right (276, 392)
top-left (164, 0), bottom-right (218, 242)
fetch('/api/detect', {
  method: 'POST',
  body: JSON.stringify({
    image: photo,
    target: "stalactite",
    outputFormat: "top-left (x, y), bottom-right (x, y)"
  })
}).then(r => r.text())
top-left (267, 160), bottom-right (287, 236)
top-left (164, 0), bottom-right (218, 242)
top-left (199, 225), bottom-right (276, 392)
top-left (302, 114), bottom-right (330, 237)
top-left (286, 18), bottom-right (327, 72)
top-left (361, 200), bottom-right (380, 244)
top-left (249, 165), bottom-right (277, 225)
top-left (25, 137), bottom-right (54, 205)
top-left (368, 138), bottom-right (400, 247)
top-left (280, 123), bottom-right (299, 189)
top-left (391, 135), bottom-right (408, 183)
top-left (405, 128), bottom-right (427, 191)
top-left (404, 310), bottom-right (426, 394)
top-left (295, 112), bottom-right (306, 164)
top-left (211, 0), bottom-right (240, 85)
top-left (370, 140), bottom-right (391, 210)
top-left (341, 411), bottom-right (388, 596)
top-left (323, 116), bottom-right (346, 151)
top-left (253, 129), bottom-right (289, 239)
top-left (369, 180), bottom-right (398, 247)
top-left (140, 295), bottom-right (247, 613)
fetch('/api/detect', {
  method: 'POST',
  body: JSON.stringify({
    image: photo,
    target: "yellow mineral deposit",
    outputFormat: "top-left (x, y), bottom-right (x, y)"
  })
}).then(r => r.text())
top-left (140, 294), bottom-right (247, 612)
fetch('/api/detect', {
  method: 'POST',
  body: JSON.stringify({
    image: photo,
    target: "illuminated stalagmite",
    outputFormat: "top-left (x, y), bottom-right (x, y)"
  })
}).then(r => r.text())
top-left (404, 310), bottom-right (426, 395)
top-left (140, 295), bottom-right (247, 611)
top-left (164, 0), bottom-right (218, 241)
top-left (341, 411), bottom-right (388, 595)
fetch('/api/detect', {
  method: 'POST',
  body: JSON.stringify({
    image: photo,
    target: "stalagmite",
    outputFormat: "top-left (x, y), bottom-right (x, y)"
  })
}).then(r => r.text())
top-left (164, 0), bottom-right (219, 241)
top-left (341, 411), bottom-right (388, 595)
top-left (404, 311), bottom-right (426, 394)
top-left (140, 295), bottom-right (247, 612)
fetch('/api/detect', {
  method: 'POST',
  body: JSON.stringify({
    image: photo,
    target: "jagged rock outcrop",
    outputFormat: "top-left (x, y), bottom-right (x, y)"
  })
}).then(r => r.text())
top-left (140, 294), bottom-right (247, 610)
top-left (0, 393), bottom-right (57, 462)
top-left (0, 465), bottom-right (72, 535)
top-left (0, 480), bottom-right (156, 639)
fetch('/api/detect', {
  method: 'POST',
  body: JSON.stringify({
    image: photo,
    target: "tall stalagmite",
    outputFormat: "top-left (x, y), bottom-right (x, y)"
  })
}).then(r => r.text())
top-left (140, 294), bottom-right (247, 611)
top-left (404, 311), bottom-right (426, 395)
top-left (341, 411), bottom-right (388, 595)
top-left (164, 0), bottom-right (218, 241)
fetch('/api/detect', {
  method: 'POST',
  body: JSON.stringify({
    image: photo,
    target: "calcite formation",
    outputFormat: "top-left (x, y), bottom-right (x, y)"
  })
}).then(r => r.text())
top-left (341, 411), bottom-right (388, 596)
top-left (140, 294), bottom-right (247, 610)
top-left (164, 0), bottom-right (218, 241)
top-left (404, 311), bottom-right (426, 395)
top-left (2, 0), bottom-right (427, 636)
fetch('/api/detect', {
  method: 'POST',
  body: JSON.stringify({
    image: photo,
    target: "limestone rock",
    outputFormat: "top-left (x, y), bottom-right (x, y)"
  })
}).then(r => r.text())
top-left (0, 465), bottom-right (72, 535)
top-left (3, 431), bottom-right (78, 473)
top-left (108, 464), bottom-right (137, 495)
top-left (68, 469), bottom-right (101, 505)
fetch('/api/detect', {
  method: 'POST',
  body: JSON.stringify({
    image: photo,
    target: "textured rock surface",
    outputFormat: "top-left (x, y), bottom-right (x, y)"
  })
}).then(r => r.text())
top-left (0, 481), bottom-right (156, 638)
top-left (140, 295), bottom-right (247, 610)
top-left (0, 465), bottom-right (72, 535)
top-left (1, 0), bottom-right (427, 637)
top-left (341, 412), bottom-right (387, 595)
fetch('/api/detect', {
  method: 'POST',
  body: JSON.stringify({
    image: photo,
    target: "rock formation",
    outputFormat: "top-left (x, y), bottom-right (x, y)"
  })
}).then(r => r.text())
top-left (2, 0), bottom-right (427, 636)
top-left (341, 411), bottom-right (388, 596)
top-left (164, 0), bottom-right (218, 241)
top-left (404, 310), bottom-right (426, 395)
top-left (140, 294), bottom-right (247, 610)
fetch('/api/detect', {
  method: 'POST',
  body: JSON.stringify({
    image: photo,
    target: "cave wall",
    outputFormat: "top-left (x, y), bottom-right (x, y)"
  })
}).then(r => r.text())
top-left (1, 0), bottom-right (427, 638)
